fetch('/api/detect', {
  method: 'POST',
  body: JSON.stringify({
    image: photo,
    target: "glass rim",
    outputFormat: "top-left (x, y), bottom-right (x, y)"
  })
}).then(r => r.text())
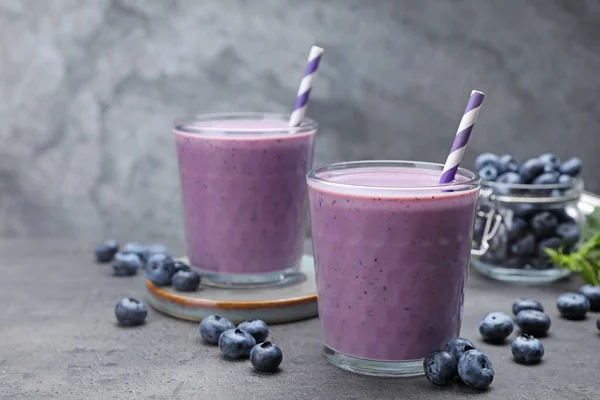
top-left (173, 112), bottom-right (318, 135)
top-left (306, 160), bottom-right (481, 192)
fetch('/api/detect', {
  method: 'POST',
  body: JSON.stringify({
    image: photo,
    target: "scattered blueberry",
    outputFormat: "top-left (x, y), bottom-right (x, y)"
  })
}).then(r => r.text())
top-left (510, 233), bottom-right (536, 256)
top-left (479, 165), bottom-right (499, 182)
top-left (199, 315), bottom-right (235, 344)
top-left (123, 243), bottom-right (150, 262)
top-left (457, 350), bottom-right (494, 390)
top-left (95, 240), bottom-right (119, 263)
top-left (475, 153), bottom-right (500, 171)
top-left (111, 252), bottom-right (143, 276)
top-left (557, 292), bottom-right (590, 320)
top-left (147, 244), bottom-right (171, 258)
top-left (219, 329), bottom-right (256, 359)
top-left (511, 334), bottom-right (544, 365)
top-left (578, 285), bottom-right (600, 312)
top-left (115, 298), bottom-right (147, 326)
top-left (512, 298), bottom-right (544, 315)
top-left (172, 270), bottom-right (201, 292)
top-left (173, 261), bottom-right (191, 274)
top-left (559, 157), bottom-right (582, 177)
top-left (444, 338), bottom-right (476, 362)
top-left (250, 341), bottom-right (283, 372)
top-left (508, 218), bottom-right (528, 241)
top-left (556, 223), bottom-right (580, 248)
top-left (532, 173), bottom-right (559, 185)
top-left (558, 174), bottom-right (574, 185)
top-left (145, 253), bottom-right (175, 286)
top-left (423, 350), bottom-right (457, 386)
top-left (519, 158), bottom-right (545, 183)
top-left (237, 320), bottom-right (269, 343)
top-left (496, 172), bottom-right (523, 185)
top-left (530, 212), bottom-right (559, 239)
top-left (498, 154), bottom-right (520, 173)
top-left (515, 310), bottom-right (551, 337)
top-left (479, 312), bottom-right (513, 343)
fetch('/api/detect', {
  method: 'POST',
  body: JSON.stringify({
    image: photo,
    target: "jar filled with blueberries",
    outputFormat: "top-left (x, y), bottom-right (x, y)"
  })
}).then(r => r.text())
top-left (470, 152), bottom-right (585, 283)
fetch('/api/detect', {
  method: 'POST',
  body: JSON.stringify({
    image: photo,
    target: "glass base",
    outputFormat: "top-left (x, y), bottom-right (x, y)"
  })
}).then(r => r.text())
top-left (323, 345), bottom-right (424, 377)
top-left (471, 258), bottom-right (571, 284)
top-left (196, 265), bottom-right (304, 289)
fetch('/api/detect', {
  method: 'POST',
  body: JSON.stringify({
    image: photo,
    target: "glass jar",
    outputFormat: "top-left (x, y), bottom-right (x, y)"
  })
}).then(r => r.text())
top-left (471, 178), bottom-right (585, 283)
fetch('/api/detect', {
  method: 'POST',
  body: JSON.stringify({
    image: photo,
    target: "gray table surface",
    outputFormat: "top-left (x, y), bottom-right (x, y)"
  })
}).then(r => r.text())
top-left (1, 239), bottom-right (598, 400)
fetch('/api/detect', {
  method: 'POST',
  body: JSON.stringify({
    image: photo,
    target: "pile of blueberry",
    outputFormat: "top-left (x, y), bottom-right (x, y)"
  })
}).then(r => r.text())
top-left (200, 315), bottom-right (283, 372)
top-left (94, 240), bottom-right (201, 292)
top-left (475, 152), bottom-right (582, 188)
top-left (423, 338), bottom-right (494, 390)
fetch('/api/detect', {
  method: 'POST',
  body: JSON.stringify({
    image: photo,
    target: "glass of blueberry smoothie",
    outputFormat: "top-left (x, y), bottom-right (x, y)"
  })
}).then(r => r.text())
top-left (307, 160), bottom-right (480, 376)
top-left (174, 112), bottom-right (317, 286)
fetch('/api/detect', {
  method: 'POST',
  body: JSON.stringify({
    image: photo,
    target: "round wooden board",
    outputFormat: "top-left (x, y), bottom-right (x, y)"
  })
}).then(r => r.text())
top-left (146, 254), bottom-right (318, 324)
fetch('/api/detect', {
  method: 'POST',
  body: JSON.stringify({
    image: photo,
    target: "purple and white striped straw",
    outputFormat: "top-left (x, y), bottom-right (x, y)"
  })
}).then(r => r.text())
top-left (439, 90), bottom-right (486, 183)
top-left (289, 45), bottom-right (324, 127)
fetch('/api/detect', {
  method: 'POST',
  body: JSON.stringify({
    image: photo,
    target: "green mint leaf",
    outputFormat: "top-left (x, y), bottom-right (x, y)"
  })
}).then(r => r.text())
top-left (583, 208), bottom-right (600, 240)
top-left (573, 254), bottom-right (600, 285)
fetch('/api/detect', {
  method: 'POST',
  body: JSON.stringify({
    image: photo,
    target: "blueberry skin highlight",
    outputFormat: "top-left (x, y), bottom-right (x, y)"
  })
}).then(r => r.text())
top-left (199, 315), bottom-right (235, 344)
top-left (250, 341), bottom-right (283, 372)
top-left (515, 310), bottom-right (551, 337)
top-left (512, 334), bottom-right (544, 365)
top-left (479, 312), bottom-right (514, 343)
top-left (219, 329), bottom-right (256, 359)
top-left (457, 350), bottom-right (494, 390)
top-left (423, 350), bottom-right (458, 386)
top-left (557, 292), bottom-right (590, 320)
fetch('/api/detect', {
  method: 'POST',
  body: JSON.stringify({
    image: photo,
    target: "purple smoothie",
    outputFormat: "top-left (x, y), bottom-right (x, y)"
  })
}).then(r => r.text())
top-left (307, 163), bottom-right (479, 361)
top-left (175, 116), bottom-right (316, 276)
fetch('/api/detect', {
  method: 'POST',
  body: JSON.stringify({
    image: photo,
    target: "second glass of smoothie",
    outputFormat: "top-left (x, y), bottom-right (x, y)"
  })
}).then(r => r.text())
top-left (174, 113), bottom-right (316, 286)
top-left (307, 161), bottom-right (480, 376)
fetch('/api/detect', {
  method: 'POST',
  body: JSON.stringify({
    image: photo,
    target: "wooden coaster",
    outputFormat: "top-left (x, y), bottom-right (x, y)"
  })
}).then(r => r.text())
top-left (145, 254), bottom-right (318, 324)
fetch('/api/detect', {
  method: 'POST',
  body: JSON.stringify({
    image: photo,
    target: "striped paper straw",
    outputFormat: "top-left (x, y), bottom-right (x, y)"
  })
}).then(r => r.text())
top-left (439, 90), bottom-right (486, 183)
top-left (289, 45), bottom-right (324, 127)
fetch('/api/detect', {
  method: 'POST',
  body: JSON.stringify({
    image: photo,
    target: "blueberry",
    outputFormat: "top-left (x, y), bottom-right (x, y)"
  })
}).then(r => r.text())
top-left (510, 233), bottom-right (536, 256)
top-left (479, 312), bottom-right (514, 343)
top-left (473, 217), bottom-right (486, 243)
top-left (511, 334), bottom-right (544, 365)
top-left (508, 218), bottom-right (528, 241)
top-left (173, 261), bottom-right (191, 274)
top-left (504, 256), bottom-right (526, 269)
top-left (558, 174), bottom-right (574, 185)
top-left (219, 329), bottom-right (256, 359)
top-left (475, 153), bottom-right (500, 171)
top-left (423, 350), bottom-right (457, 386)
top-left (515, 310), bottom-right (551, 337)
top-left (530, 212), bottom-right (559, 239)
top-left (199, 315), bottom-right (235, 344)
top-left (172, 270), bottom-right (201, 292)
top-left (114, 298), bottom-right (147, 326)
top-left (496, 172), bottom-right (523, 184)
top-left (556, 223), bottom-right (580, 248)
top-left (542, 163), bottom-right (557, 173)
top-left (237, 319), bottom-right (269, 343)
top-left (550, 208), bottom-right (575, 223)
top-left (519, 158), bottom-right (545, 183)
top-left (551, 189), bottom-right (564, 198)
top-left (147, 244), bottom-right (171, 258)
top-left (532, 173), bottom-right (559, 185)
top-left (95, 240), bottom-right (119, 263)
top-left (559, 157), bottom-right (582, 177)
top-left (539, 152), bottom-right (560, 166)
top-left (537, 236), bottom-right (562, 258)
top-left (123, 243), bottom-right (150, 262)
top-left (498, 154), bottom-right (519, 173)
top-left (597, 318), bottom-right (600, 332)
top-left (479, 165), bottom-right (499, 182)
top-left (145, 253), bottom-right (175, 286)
top-left (578, 285), bottom-right (600, 312)
top-left (512, 203), bottom-right (537, 220)
top-left (557, 292), bottom-right (590, 320)
top-left (457, 350), bottom-right (494, 390)
top-left (512, 298), bottom-right (544, 315)
top-left (444, 338), bottom-right (476, 362)
top-left (250, 341), bottom-right (283, 372)
top-left (111, 252), bottom-right (143, 276)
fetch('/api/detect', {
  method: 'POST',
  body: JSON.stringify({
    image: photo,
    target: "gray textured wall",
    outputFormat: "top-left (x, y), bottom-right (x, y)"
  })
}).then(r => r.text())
top-left (1, 0), bottom-right (599, 241)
